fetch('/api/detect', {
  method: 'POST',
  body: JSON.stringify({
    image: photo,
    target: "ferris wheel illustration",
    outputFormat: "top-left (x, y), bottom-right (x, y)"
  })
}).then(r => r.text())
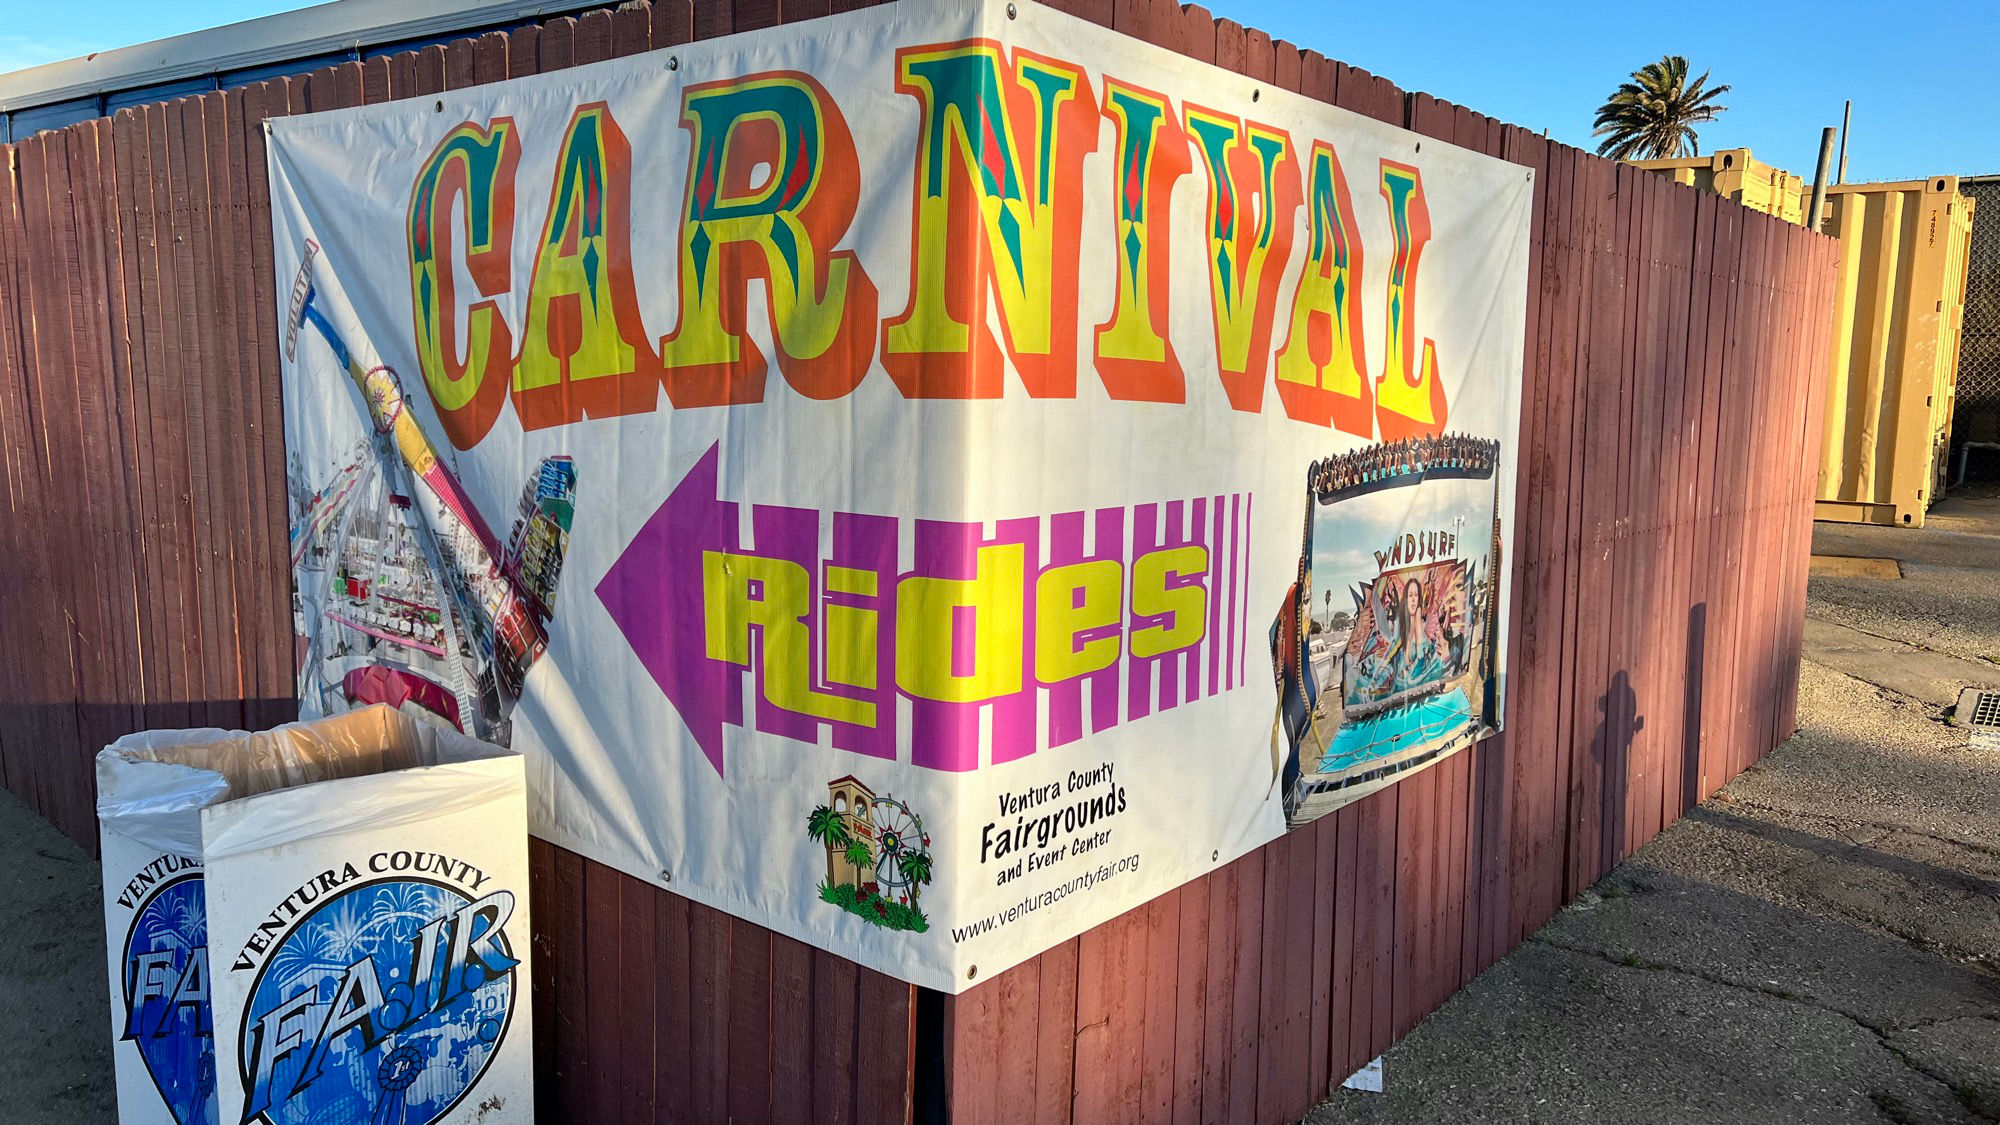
top-left (868, 795), bottom-right (931, 902)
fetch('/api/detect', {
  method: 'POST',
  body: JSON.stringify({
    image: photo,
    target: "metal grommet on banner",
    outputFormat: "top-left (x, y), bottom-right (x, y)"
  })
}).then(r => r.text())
top-left (1211, 850), bottom-right (1219, 862)
top-left (1252, 89), bottom-right (1260, 102)
top-left (666, 55), bottom-right (680, 71)
top-left (433, 100), bottom-right (443, 113)
top-left (1006, 3), bottom-right (1017, 17)
top-left (660, 869), bottom-right (673, 884)
top-left (968, 965), bottom-right (978, 980)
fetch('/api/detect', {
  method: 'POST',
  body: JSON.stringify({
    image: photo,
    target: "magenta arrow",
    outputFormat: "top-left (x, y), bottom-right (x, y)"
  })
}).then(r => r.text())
top-left (596, 445), bottom-right (1253, 778)
top-left (597, 442), bottom-right (736, 777)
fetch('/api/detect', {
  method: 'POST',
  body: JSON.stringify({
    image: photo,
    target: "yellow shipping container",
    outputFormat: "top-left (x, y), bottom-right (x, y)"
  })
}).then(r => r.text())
top-left (1815, 177), bottom-right (1976, 527)
top-left (1631, 148), bottom-right (1808, 225)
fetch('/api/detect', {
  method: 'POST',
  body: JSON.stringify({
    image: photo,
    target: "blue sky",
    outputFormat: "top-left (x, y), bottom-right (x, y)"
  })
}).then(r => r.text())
top-left (1211, 0), bottom-right (2000, 183)
top-left (3, 0), bottom-right (1995, 183)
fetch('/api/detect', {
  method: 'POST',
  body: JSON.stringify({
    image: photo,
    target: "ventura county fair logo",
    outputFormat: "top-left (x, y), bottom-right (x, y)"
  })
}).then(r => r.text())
top-left (230, 855), bottom-right (518, 1125)
top-left (120, 857), bottom-right (216, 1125)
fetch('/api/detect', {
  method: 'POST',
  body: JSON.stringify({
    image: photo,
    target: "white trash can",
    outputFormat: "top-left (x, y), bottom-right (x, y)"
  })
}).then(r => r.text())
top-left (97, 705), bottom-right (535, 1125)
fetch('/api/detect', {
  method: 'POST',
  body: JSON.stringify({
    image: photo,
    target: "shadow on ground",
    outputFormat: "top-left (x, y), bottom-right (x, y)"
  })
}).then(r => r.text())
top-left (1310, 658), bottom-right (2000, 1125)
top-left (0, 788), bottom-right (114, 1124)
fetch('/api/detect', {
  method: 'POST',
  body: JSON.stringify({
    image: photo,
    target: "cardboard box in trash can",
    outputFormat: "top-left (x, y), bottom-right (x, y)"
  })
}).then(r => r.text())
top-left (98, 706), bottom-right (535, 1125)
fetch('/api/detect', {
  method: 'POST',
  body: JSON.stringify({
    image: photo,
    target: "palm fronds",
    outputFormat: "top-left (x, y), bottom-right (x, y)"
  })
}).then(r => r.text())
top-left (1594, 56), bottom-right (1730, 160)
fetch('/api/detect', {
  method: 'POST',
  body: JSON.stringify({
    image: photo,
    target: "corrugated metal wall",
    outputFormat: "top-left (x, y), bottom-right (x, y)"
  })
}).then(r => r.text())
top-left (1631, 147), bottom-right (1808, 226)
top-left (0, 1), bottom-right (1838, 1122)
top-left (1815, 177), bottom-right (1975, 525)
top-left (0, 2), bottom-right (612, 142)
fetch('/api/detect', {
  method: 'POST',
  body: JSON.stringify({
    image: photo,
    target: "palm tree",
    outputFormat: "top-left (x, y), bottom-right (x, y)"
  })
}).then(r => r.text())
top-left (900, 850), bottom-right (933, 899)
top-left (806, 805), bottom-right (853, 847)
top-left (806, 805), bottom-right (854, 886)
top-left (843, 839), bottom-right (875, 884)
top-left (1593, 56), bottom-right (1730, 160)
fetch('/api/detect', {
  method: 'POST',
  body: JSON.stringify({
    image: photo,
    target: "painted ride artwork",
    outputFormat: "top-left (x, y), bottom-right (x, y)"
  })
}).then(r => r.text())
top-left (284, 239), bottom-right (577, 745)
top-left (1273, 435), bottom-right (1506, 827)
top-left (805, 777), bottom-right (934, 933)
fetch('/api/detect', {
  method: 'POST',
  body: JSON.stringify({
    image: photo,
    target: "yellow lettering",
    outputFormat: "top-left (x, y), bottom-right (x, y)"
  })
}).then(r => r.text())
top-left (895, 543), bottom-right (1025, 702)
top-left (1034, 560), bottom-right (1123, 682)
top-left (1130, 546), bottom-right (1207, 658)
top-left (702, 551), bottom-right (873, 725)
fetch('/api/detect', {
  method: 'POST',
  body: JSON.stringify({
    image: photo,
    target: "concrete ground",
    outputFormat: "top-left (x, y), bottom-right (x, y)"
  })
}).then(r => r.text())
top-left (1310, 489), bottom-right (2000, 1124)
top-left (2, 499), bottom-right (1996, 1124)
top-left (0, 788), bottom-right (115, 1122)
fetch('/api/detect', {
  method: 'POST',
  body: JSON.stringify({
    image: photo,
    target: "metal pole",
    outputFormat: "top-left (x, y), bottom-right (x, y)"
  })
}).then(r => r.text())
top-left (1836, 100), bottom-right (1851, 184)
top-left (1807, 126), bottom-right (1836, 232)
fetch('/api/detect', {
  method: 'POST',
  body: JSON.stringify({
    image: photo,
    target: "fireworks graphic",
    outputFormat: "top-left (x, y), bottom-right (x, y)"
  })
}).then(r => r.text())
top-left (240, 881), bottom-right (513, 1125)
top-left (122, 873), bottom-right (216, 1125)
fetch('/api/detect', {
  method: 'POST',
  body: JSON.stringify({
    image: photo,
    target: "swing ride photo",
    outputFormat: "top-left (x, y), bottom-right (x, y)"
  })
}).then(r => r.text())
top-left (1271, 435), bottom-right (1507, 829)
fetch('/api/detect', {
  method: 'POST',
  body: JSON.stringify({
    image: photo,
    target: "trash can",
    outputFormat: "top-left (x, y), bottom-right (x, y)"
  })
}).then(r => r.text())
top-left (97, 705), bottom-right (534, 1125)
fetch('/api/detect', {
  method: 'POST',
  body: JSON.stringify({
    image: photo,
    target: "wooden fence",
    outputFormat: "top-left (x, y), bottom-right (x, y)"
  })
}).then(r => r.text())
top-left (0, 0), bottom-right (1836, 1122)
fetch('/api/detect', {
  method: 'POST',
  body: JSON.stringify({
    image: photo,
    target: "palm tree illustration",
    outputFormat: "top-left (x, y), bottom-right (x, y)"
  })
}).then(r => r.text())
top-left (1593, 56), bottom-right (1730, 160)
top-left (806, 805), bottom-right (854, 886)
top-left (843, 838), bottom-right (875, 882)
top-left (899, 850), bottom-right (933, 901)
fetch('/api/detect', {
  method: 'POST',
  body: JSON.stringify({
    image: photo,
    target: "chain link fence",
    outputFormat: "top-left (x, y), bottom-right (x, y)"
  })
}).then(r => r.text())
top-left (1954, 177), bottom-right (2000, 478)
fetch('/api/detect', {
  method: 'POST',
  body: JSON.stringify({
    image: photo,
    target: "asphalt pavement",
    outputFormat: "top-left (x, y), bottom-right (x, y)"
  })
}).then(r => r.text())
top-left (0, 787), bottom-right (115, 1122)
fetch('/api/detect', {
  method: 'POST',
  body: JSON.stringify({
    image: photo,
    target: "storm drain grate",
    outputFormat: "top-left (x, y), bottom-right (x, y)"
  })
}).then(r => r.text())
top-left (1955, 688), bottom-right (2000, 749)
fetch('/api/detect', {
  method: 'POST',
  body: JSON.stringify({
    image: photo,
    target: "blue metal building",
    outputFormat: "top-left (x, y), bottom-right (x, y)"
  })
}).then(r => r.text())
top-left (0, 0), bottom-right (610, 142)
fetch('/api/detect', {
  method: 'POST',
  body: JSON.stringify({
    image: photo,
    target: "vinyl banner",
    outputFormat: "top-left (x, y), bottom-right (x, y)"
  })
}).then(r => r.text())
top-left (268, 0), bottom-right (1531, 992)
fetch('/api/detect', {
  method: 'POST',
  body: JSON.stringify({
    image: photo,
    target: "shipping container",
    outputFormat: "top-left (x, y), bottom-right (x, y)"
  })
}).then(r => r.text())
top-left (1632, 148), bottom-right (1809, 225)
top-left (1815, 177), bottom-right (1976, 526)
top-left (1633, 154), bottom-right (1975, 525)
